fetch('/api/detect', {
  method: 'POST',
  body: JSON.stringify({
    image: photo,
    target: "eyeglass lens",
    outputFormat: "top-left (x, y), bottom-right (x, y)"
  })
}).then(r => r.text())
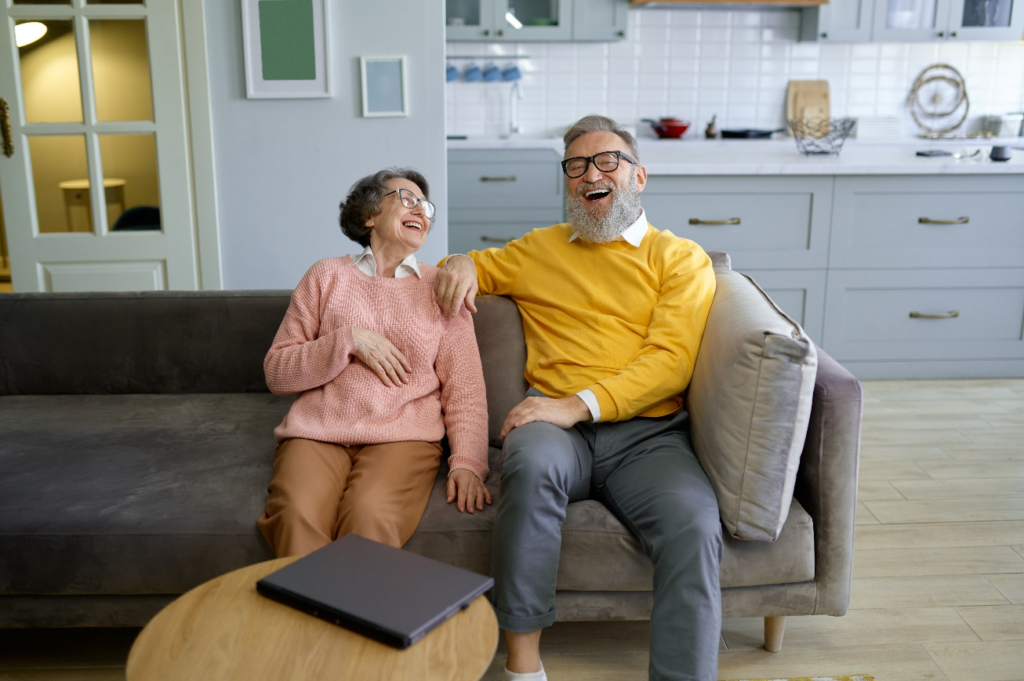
top-left (397, 188), bottom-right (435, 219)
top-left (564, 152), bottom-right (621, 178)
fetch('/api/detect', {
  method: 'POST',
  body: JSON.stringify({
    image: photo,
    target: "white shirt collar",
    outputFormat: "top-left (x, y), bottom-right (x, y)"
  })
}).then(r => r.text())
top-left (353, 246), bottom-right (421, 279)
top-left (569, 209), bottom-right (648, 248)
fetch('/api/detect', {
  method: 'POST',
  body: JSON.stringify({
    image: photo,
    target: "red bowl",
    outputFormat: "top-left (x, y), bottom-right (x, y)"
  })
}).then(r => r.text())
top-left (653, 122), bottom-right (689, 138)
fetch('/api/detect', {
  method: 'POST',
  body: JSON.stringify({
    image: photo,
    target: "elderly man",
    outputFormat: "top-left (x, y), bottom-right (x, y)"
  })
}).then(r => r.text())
top-left (436, 115), bottom-right (720, 681)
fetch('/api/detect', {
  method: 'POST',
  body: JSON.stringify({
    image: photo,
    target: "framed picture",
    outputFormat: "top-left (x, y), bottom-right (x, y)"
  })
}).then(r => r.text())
top-left (241, 0), bottom-right (332, 99)
top-left (360, 56), bottom-right (408, 117)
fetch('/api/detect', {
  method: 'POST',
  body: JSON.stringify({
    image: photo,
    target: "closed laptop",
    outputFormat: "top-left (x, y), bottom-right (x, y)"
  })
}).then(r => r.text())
top-left (256, 534), bottom-right (494, 648)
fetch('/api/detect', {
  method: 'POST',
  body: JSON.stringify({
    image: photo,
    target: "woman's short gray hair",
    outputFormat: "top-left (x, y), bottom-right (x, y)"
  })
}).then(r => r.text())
top-left (338, 168), bottom-right (430, 247)
top-left (563, 115), bottom-right (639, 161)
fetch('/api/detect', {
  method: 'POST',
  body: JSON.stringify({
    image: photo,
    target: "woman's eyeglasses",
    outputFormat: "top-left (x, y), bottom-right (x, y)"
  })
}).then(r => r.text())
top-left (383, 188), bottom-right (436, 220)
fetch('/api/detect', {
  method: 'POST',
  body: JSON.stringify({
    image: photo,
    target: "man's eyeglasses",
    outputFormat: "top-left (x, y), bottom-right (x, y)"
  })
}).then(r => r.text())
top-left (561, 150), bottom-right (637, 179)
top-left (383, 188), bottom-right (436, 220)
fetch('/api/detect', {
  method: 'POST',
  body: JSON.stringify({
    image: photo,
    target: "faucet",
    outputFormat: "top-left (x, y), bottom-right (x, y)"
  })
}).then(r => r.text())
top-left (508, 80), bottom-right (522, 137)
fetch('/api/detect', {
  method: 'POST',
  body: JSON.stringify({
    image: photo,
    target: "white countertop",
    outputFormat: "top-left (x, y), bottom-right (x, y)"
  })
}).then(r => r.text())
top-left (447, 136), bottom-right (1024, 174)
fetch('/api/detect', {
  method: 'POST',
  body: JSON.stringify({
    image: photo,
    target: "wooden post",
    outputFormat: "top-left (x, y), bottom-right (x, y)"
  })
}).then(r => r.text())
top-left (764, 616), bottom-right (786, 653)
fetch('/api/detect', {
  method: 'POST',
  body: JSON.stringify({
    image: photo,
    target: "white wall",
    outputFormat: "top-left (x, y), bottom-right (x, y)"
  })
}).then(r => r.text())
top-left (447, 8), bottom-right (1024, 139)
top-left (206, 1), bottom-right (448, 290)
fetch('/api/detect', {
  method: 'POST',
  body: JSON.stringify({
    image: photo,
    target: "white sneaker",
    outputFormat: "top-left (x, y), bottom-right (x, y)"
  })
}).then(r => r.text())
top-left (503, 663), bottom-right (547, 681)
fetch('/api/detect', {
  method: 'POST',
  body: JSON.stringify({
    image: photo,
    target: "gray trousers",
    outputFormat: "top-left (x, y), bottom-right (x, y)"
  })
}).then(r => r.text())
top-left (491, 395), bottom-right (722, 681)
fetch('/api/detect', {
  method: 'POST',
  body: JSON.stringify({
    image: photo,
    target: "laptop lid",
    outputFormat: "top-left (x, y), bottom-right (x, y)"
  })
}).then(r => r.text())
top-left (256, 534), bottom-right (494, 649)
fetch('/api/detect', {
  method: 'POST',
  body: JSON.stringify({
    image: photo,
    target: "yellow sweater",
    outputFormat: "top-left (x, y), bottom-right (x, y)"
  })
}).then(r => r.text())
top-left (466, 222), bottom-right (715, 422)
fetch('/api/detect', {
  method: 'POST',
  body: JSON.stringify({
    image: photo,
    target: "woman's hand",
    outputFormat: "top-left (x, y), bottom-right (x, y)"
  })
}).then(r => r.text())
top-left (351, 327), bottom-right (411, 387)
top-left (447, 469), bottom-right (492, 513)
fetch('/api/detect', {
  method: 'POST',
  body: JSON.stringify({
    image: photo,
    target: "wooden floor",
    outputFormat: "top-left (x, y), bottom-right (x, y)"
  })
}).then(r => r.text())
top-left (1, 379), bottom-right (1022, 681)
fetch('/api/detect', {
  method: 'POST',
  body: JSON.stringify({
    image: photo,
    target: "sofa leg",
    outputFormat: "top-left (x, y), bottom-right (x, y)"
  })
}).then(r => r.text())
top-left (763, 616), bottom-right (786, 653)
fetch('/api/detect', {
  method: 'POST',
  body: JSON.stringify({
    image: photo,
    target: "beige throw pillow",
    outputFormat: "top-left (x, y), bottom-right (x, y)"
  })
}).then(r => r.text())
top-left (688, 266), bottom-right (818, 542)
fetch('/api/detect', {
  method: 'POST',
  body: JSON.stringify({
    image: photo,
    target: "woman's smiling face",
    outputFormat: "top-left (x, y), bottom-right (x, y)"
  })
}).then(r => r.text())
top-left (366, 177), bottom-right (431, 255)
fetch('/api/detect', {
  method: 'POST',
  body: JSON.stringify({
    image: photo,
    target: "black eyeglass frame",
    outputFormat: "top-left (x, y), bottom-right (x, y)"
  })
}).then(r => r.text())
top-left (382, 188), bottom-right (436, 220)
top-left (560, 150), bottom-right (638, 179)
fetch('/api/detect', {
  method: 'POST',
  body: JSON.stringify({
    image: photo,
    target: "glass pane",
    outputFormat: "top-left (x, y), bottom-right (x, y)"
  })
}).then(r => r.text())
top-left (100, 134), bottom-right (160, 232)
top-left (12, 1), bottom-right (71, 5)
top-left (0, 185), bottom-right (11, 290)
top-left (29, 136), bottom-right (91, 234)
top-left (961, 0), bottom-right (1012, 26)
top-left (886, 0), bottom-right (938, 28)
top-left (90, 20), bottom-right (154, 122)
top-left (19, 20), bottom-right (83, 124)
top-left (87, 0), bottom-right (145, 4)
top-left (447, 0), bottom-right (483, 27)
top-left (509, 0), bottom-right (561, 26)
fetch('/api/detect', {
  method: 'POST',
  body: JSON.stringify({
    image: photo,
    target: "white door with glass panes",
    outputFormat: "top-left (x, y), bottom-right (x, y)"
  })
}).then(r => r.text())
top-left (0, 0), bottom-right (198, 292)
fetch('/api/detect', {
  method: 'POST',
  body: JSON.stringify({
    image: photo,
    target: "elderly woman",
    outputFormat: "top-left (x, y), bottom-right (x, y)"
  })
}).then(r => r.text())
top-left (257, 168), bottom-right (490, 557)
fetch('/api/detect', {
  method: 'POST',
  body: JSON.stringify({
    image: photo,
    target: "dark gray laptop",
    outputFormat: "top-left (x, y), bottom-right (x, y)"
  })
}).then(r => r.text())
top-left (256, 534), bottom-right (493, 649)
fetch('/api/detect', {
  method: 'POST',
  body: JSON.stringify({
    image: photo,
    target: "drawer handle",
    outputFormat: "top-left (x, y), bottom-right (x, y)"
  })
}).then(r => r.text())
top-left (909, 310), bottom-right (960, 319)
top-left (689, 218), bottom-right (741, 225)
top-left (480, 176), bottom-right (516, 182)
top-left (919, 216), bottom-right (969, 224)
top-left (480, 236), bottom-right (513, 243)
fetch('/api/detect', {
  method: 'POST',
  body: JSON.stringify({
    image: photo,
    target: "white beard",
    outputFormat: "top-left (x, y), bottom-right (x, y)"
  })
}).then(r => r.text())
top-left (565, 169), bottom-right (642, 244)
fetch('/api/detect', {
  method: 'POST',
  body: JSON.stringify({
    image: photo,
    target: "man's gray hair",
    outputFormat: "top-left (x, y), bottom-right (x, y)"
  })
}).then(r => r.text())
top-left (563, 115), bottom-right (639, 161)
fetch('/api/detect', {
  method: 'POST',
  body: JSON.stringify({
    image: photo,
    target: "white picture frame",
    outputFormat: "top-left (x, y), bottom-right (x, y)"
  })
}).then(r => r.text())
top-left (241, 0), bottom-right (332, 99)
top-left (360, 56), bottom-right (409, 118)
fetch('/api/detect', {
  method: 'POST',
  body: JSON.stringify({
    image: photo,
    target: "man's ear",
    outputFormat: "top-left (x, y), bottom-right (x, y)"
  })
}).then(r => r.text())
top-left (635, 164), bottom-right (648, 194)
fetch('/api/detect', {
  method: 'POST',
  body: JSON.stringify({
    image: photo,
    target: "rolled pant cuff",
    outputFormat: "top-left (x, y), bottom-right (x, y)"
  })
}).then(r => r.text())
top-left (494, 606), bottom-right (556, 633)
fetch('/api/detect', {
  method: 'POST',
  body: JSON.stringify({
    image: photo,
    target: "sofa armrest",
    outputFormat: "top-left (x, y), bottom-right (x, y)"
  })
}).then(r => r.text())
top-left (793, 344), bottom-right (863, 616)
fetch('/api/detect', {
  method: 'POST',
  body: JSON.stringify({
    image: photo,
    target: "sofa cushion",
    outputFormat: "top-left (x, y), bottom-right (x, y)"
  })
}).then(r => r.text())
top-left (472, 296), bottom-right (529, 447)
top-left (0, 394), bottom-right (287, 595)
top-left (688, 269), bottom-right (818, 542)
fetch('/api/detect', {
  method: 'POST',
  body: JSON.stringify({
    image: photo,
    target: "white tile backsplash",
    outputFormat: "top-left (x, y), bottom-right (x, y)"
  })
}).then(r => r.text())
top-left (445, 8), bottom-right (1024, 139)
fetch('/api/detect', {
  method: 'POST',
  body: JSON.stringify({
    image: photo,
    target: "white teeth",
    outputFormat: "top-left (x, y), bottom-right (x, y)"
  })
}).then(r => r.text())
top-left (402, 222), bottom-right (421, 230)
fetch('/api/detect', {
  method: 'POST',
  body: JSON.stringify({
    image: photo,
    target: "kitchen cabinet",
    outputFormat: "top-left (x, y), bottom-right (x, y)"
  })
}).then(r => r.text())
top-left (802, 0), bottom-right (1024, 41)
top-left (447, 0), bottom-right (628, 41)
top-left (824, 175), bottom-right (1024, 378)
top-left (447, 149), bottom-right (565, 255)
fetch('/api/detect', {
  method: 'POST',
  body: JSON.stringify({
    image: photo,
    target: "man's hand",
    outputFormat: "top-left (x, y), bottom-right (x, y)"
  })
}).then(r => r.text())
top-left (351, 327), bottom-right (411, 387)
top-left (500, 395), bottom-right (592, 440)
top-left (447, 469), bottom-right (492, 513)
top-left (436, 255), bottom-right (479, 318)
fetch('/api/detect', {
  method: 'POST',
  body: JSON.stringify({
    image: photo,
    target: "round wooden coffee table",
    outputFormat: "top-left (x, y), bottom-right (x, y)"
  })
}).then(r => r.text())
top-left (126, 557), bottom-right (498, 680)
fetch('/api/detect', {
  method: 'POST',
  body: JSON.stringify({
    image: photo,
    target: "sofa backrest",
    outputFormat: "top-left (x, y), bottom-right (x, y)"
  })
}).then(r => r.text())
top-left (0, 292), bottom-right (532, 440)
top-left (0, 291), bottom-right (290, 395)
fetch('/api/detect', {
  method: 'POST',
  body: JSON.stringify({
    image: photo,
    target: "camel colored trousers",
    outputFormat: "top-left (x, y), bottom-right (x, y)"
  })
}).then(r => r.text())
top-left (257, 438), bottom-right (442, 557)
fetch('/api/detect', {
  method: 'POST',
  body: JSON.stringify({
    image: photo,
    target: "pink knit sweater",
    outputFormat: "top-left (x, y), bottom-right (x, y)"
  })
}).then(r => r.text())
top-left (265, 257), bottom-right (489, 481)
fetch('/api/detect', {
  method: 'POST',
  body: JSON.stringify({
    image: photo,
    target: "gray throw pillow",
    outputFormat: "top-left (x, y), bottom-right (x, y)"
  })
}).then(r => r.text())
top-left (688, 266), bottom-right (818, 541)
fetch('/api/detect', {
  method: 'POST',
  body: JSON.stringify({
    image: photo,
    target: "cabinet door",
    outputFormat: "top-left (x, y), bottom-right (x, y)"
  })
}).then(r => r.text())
top-left (800, 0), bottom-right (875, 42)
top-left (948, 0), bottom-right (1024, 39)
top-left (742, 270), bottom-right (828, 343)
top-left (497, 0), bottom-right (573, 41)
top-left (573, 0), bottom-right (629, 41)
top-left (872, 0), bottom-right (955, 40)
top-left (449, 208), bottom-right (564, 254)
top-left (447, 0), bottom-right (498, 40)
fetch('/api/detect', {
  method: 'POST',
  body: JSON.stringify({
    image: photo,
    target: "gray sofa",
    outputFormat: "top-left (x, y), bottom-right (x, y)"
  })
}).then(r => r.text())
top-left (0, 281), bottom-right (862, 650)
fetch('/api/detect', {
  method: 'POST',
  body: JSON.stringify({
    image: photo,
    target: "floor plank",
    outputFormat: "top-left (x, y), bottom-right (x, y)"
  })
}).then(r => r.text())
top-left (918, 461), bottom-right (1024, 479)
top-left (849, 576), bottom-right (1009, 610)
top-left (718, 643), bottom-right (950, 681)
top-left (864, 496), bottom-right (1024, 524)
top-left (890, 477), bottom-right (1024, 500)
top-left (857, 480), bottom-right (906, 501)
top-left (986, 574), bottom-right (1024, 604)
top-left (923, 640), bottom-right (1024, 681)
top-left (955, 604), bottom-right (1024, 642)
top-left (858, 445), bottom-right (952, 462)
top-left (858, 461), bottom-right (928, 481)
top-left (852, 546), bottom-right (1024, 578)
top-left (855, 521), bottom-right (1024, 550)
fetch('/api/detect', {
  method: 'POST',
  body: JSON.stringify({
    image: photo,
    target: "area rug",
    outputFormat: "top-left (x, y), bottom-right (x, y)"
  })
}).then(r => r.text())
top-left (721, 676), bottom-right (875, 681)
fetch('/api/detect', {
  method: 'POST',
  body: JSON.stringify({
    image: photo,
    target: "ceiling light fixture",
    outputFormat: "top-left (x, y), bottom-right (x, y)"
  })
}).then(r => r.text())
top-left (504, 11), bottom-right (523, 29)
top-left (15, 22), bottom-right (47, 48)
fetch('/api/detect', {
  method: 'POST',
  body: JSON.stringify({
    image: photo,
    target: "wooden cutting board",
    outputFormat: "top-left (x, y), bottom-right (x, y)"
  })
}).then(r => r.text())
top-left (787, 80), bottom-right (830, 130)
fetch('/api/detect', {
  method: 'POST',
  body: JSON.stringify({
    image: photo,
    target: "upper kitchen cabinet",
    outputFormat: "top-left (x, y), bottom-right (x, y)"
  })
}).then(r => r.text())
top-left (800, 0), bottom-right (875, 41)
top-left (803, 0), bottom-right (1023, 40)
top-left (447, 0), bottom-right (629, 41)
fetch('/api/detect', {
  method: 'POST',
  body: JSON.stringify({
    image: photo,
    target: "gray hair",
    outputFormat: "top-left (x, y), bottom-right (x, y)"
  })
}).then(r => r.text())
top-left (563, 115), bottom-right (639, 161)
top-left (338, 167), bottom-right (430, 247)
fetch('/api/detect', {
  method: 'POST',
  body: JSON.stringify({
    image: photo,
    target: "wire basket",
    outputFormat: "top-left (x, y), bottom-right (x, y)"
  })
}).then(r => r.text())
top-left (787, 118), bottom-right (856, 155)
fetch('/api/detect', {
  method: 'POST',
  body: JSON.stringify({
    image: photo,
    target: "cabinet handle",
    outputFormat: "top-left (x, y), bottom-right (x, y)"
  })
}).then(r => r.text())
top-left (617, 30), bottom-right (625, 37)
top-left (951, 31), bottom-right (958, 37)
top-left (483, 29), bottom-right (490, 36)
top-left (909, 310), bottom-right (959, 319)
top-left (821, 32), bottom-right (828, 38)
top-left (938, 31), bottom-right (945, 37)
top-left (919, 216), bottom-right (969, 224)
top-left (480, 236), bottom-right (513, 243)
top-left (480, 176), bottom-right (516, 182)
top-left (0, 98), bottom-right (12, 158)
top-left (497, 29), bottom-right (503, 36)
top-left (689, 217), bottom-right (740, 225)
